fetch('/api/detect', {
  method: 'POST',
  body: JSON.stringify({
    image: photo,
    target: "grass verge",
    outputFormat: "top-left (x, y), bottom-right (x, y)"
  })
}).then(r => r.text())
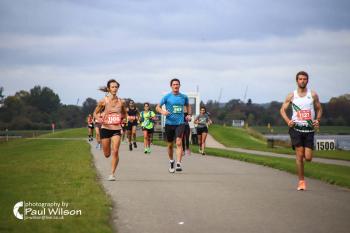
top-left (209, 124), bottom-right (350, 161)
top-left (0, 130), bottom-right (113, 233)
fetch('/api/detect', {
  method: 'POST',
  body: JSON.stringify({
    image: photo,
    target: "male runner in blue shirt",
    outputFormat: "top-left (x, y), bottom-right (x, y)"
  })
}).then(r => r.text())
top-left (156, 78), bottom-right (192, 173)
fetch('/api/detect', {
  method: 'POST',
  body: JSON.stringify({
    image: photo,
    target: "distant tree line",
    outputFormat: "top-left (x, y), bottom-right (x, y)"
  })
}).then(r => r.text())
top-left (0, 86), bottom-right (349, 130)
top-left (205, 95), bottom-right (350, 127)
top-left (0, 86), bottom-right (97, 130)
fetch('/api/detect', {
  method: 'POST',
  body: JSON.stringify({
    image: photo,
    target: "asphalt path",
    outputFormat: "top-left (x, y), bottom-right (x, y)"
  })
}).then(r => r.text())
top-left (90, 140), bottom-right (350, 233)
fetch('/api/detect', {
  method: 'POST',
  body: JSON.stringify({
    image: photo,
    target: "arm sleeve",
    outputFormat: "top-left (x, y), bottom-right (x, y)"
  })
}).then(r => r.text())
top-left (159, 95), bottom-right (167, 106)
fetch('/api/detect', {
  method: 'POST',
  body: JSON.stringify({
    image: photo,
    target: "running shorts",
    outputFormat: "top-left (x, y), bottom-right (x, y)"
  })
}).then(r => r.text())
top-left (196, 126), bottom-right (208, 135)
top-left (100, 128), bottom-right (122, 139)
top-left (289, 127), bottom-right (314, 150)
top-left (165, 124), bottom-right (185, 142)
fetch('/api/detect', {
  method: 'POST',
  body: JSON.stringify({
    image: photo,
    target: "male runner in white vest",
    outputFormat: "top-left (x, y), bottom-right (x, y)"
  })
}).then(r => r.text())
top-left (280, 71), bottom-right (322, 191)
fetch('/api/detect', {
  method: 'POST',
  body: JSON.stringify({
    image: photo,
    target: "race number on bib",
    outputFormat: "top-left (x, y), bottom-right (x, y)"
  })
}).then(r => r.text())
top-left (297, 110), bottom-right (312, 121)
top-left (199, 118), bottom-right (206, 124)
top-left (172, 105), bottom-right (183, 114)
top-left (128, 116), bottom-right (136, 121)
top-left (103, 113), bottom-right (122, 125)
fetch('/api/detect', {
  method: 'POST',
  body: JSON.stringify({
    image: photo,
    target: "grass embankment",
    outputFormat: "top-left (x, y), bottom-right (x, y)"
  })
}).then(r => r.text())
top-left (205, 147), bottom-right (350, 189)
top-left (209, 125), bottom-right (350, 161)
top-left (0, 128), bottom-right (113, 233)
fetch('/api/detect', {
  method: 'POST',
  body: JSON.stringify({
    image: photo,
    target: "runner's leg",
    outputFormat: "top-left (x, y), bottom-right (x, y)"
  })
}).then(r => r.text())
top-left (295, 146), bottom-right (305, 180)
top-left (111, 135), bottom-right (121, 175)
top-left (102, 138), bottom-right (111, 158)
top-left (201, 132), bottom-right (208, 153)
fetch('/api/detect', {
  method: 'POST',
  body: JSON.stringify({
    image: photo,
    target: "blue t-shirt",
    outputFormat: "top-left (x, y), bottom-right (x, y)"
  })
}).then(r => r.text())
top-left (160, 92), bottom-right (189, 125)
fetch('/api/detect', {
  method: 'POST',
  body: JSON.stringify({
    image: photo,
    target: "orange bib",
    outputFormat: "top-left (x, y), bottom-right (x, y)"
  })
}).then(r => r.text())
top-left (103, 113), bottom-right (122, 125)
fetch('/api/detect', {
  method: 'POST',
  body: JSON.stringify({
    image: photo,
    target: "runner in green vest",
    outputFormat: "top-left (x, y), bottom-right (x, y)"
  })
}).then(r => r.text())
top-left (280, 71), bottom-right (322, 190)
top-left (140, 102), bottom-right (157, 154)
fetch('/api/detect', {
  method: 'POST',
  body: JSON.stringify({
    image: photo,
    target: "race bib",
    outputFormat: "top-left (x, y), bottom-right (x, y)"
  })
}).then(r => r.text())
top-left (297, 110), bottom-right (312, 121)
top-left (172, 105), bottom-right (183, 114)
top-left (199, 117), bottom-right (206, 124)
top-left (128, 116), bottom-right (136, 121)
top-left (103, 113), bottom-right (122, 125)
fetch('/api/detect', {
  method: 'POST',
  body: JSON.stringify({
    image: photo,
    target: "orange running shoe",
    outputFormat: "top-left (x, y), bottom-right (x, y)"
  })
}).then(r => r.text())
top-left (297, 180), bottom-right (306, 191)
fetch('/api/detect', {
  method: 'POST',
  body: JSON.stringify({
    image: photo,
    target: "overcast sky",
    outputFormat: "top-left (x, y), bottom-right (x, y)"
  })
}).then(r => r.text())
top-left (1, 0), bottom-right (350, 105)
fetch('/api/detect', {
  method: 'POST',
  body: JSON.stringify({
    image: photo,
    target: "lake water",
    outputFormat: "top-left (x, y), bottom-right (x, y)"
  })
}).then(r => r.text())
top-left (265, 134), bottom-right (350, 151)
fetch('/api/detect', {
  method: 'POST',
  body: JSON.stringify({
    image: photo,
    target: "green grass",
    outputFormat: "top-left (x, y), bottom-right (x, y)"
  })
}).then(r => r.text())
top-left (209, 124), bottom-right (350, 161)
top-left (204, 147), bottom-right (350, 189)
top-left (252, 125), bottom-right (350, 135)
top-left (209, 124), bottom-right (274, 150)
top-left (0, 129), bottom-right (113, 233)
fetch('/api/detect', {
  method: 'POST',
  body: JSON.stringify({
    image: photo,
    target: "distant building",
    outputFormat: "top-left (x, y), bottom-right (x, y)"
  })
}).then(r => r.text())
top-left (232, 120), bottom-right (245, 127)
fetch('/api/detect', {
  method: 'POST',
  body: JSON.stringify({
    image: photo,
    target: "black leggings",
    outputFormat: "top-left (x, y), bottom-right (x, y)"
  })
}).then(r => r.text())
top-left (182, 124), bottom-right (190, 151)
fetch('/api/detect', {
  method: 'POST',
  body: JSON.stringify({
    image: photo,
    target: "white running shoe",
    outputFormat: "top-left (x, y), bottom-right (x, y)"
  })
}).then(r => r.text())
top-left (168, 160), bottom-right (175, 173)
top-left (176, 163), bottom-right (182, 172)
top-left (107, 175), bottom-right (116, 181)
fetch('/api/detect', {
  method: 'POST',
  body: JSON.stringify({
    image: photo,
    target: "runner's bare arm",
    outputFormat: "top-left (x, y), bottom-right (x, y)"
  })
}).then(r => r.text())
top-left (184, 104), bottom-right (192, 121)
top-left (280, 93), bottom-right (294, 127)
top-left (156, 104), bottom-right (169, 115)
top-left (93, 100), bottom-right (105, 116)
top-left (194, 116), bottom-right (199, 124)
top-left (136, 108), bottom-right (140, 121)
top-left (121, 100), bottom-right (127, 119)
top-left (312, 91), bottom-right (322, 127)
top-left (185, 104), bottom-right (192, 115)
top-left (208, 117), bottom-right (213, 125)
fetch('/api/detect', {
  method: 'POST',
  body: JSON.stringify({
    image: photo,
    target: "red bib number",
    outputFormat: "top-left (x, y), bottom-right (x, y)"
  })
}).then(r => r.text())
top-left (297, 110), bottom-right (312, 121)
top-left (128, 116), bottom-right (136, 121)
top-left (103, 113), bottom-right (122, 125)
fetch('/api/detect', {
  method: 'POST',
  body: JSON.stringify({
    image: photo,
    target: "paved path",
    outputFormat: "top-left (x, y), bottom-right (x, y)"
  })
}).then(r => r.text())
top-left (90, 140), bottom-right (350, 233)
top-left (205, 134), bottom-right (350, 167)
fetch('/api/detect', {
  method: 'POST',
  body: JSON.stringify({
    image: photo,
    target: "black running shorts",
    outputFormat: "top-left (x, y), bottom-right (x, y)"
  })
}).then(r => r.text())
top-left (142, 127), bottom-right (154, 134)
top-left (196, 126), bottom-right (208, 135)
top-left (165, 124), bottom-right (185, 142)
top-left (100, 128), bottom-right (121, 139)
top-left (288, 127), bottom-right (314, 150)
top-left (127, 121), bottom-right (138, 130)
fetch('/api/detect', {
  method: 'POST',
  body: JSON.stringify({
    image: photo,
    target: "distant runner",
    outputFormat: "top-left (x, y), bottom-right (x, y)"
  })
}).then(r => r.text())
top-left (182, 112), bottom-right (191, 156)
top-left (140, 103), bottom-right (157, 154)
top-left (280, 71), bottom-right (322, 190)
top-left (126, 100), bottom-right (139, 151)
top-left (194, 107), bottom-right (212, 155)
top-left (87, 114), bottom-right (94, 142)
top-left (156, 78), bottom-right (192, 173)
top-left (93, 111), bottom-right (103, 149)
top-left (94, 79), bottom-right (127, 181)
